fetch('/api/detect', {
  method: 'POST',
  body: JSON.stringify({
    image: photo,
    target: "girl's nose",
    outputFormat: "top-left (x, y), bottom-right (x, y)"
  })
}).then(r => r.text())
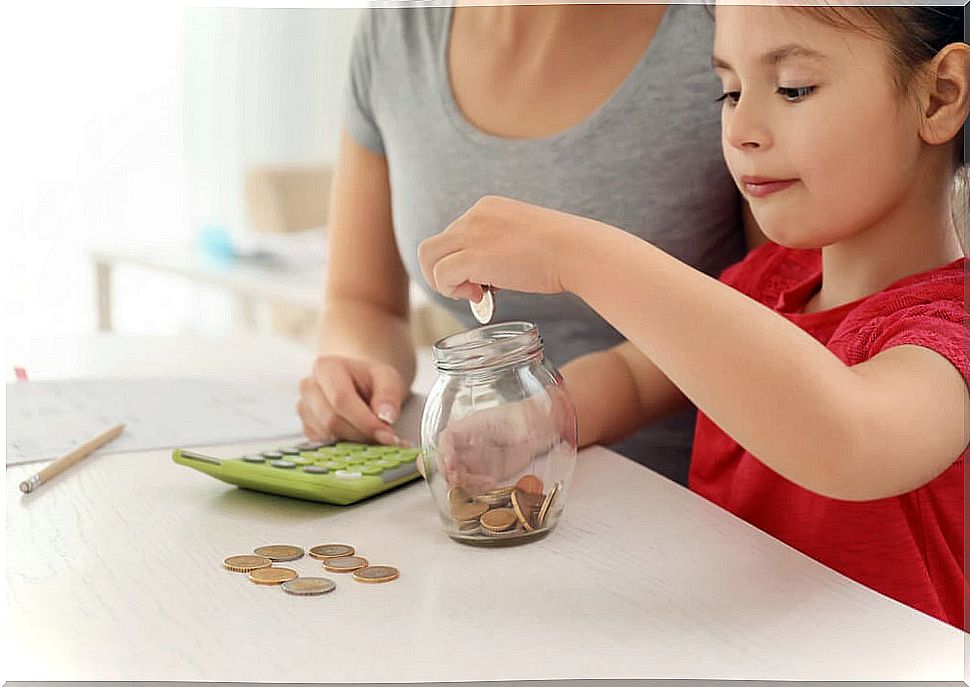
top-left (724, 97), bottom-right (771, 151)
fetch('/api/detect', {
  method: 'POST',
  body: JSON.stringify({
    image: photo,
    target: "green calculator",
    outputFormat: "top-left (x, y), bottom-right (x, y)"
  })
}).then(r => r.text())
top-left (172, 440), bottom-right (423, 505)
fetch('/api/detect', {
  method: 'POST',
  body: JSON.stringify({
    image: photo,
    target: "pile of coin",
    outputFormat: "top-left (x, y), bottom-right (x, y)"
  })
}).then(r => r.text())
top-left (222, 542), bottom-right (400, 595)
top-left (448, 474), bottom-right (562, 540)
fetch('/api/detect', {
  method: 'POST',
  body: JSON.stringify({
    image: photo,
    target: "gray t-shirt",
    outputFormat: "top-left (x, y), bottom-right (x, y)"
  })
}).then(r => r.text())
top-left (344, 5), bottom-right (744, 484)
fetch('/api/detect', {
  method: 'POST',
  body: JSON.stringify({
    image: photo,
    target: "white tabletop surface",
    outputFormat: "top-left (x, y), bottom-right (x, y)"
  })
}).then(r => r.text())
top-left (4, 334), bottom-right (966, 682)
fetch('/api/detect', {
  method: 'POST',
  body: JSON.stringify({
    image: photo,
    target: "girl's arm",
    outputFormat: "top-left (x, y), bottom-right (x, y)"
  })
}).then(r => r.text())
top-left (564, 223), bottom-right (967, 501)
top-left (419, 196), bottom-right (967, 500)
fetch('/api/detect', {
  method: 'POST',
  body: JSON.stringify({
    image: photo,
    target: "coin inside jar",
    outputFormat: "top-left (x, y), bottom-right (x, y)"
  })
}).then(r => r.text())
top-left (253, 544), bottom-right (304, 562)
top-left (510, 489), bottom-right (543, 532)
top-left (323, 555), bottom-right (369, 572)
top-left (281, 577), bottom-right (337, 596)
top-left (248, 567), bottom-right (299, 585)
top-left (223, 555), bottom-right (273, 573)
top-left (308, 544), bottom-right (355, 560)
top-left (451, 501), bottom-right (489, 521)
top-left (480, 508), bottom-right (517, 532)
top-left (447, 486), bottom-right (473, 505)
top-left (353, 565), bottom-right (400, 583)
top-left (515, 474), bottom-right (544, 495)
top-left (469, 285), bottom-right (494, 324)
top-left (536, 481), bottom-right (562, 527)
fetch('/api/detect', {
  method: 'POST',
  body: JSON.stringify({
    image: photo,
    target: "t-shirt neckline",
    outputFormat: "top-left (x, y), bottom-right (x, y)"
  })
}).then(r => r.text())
top-left (436, 5), bottom-right (675, 149)
top-left (777, 252), bottom-right (966, 321)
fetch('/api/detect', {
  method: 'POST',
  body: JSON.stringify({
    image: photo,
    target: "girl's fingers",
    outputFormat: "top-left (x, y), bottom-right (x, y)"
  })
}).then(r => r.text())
top-left (317, 365), bottom-right (394, 442)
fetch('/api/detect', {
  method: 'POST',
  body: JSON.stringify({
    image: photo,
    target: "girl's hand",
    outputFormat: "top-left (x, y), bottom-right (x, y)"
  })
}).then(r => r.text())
top-left (417, 195), bottom-right (604, 302)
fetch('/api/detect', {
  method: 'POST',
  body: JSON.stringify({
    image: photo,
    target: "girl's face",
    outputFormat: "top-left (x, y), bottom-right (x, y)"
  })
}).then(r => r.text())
top-left (713, 6), bottom-right (924, 248)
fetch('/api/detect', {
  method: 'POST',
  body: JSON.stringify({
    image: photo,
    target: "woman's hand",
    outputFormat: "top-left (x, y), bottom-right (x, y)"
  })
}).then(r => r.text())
top-left (417, 195), bottom-right (606, 302)
top-left (425, 397), bottom-right (570, 494)
top-left (297, 355), bottom-right (411, 446)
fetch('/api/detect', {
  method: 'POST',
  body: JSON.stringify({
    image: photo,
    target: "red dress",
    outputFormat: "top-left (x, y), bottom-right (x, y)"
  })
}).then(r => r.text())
top-left (688, 242), bottom-right (967, 628)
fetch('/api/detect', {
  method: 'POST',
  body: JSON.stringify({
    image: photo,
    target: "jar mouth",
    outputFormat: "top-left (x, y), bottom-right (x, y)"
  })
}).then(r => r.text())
top-left (433, 321), bottom-right (543, 373)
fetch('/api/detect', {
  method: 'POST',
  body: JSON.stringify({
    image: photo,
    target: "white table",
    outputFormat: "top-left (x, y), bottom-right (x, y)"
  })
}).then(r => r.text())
top-left (5, 335), bottom-right (966, 682)
top-left (89, 244), bottom-right (429, 333)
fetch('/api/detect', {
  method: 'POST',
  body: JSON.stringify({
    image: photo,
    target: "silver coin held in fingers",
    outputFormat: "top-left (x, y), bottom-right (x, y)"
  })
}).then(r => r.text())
top-left (470, 285), bottom-right (494, 324)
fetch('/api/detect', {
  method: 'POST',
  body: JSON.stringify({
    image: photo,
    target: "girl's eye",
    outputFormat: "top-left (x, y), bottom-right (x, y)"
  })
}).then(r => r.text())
top-left (714, 91), bottom-right (741, 105)
top-left (777, 85), bottom-right (815, 102)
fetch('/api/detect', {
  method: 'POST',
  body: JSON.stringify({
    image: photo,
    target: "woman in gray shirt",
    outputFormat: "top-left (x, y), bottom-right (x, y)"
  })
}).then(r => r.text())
top-left (297, 4), bottom-right (760, 485)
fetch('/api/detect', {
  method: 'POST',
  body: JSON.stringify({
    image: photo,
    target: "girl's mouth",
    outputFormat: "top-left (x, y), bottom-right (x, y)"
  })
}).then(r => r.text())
top-left (741, 177), bottom-right (798, 198)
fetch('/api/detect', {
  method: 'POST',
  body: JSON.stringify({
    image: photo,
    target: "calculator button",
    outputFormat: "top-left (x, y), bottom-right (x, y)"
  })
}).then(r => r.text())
top-left (261, 450), bottom-right (284, 459)
top-left (334, 469), bottom-right (363, 479)
top-left (361, 465), bottom-right (383, 476)
top-left (335, 443), bottom-right (366, 452)
top-left (343, 455), bottom-right (369, 465)
top-left (303, 465), bottom-right (328, 474)
top-left (321, 460), bottom-right (347, 470)
top-left (242, 454), bottom-right (265, 463)
top-left (278, 447), bottom-right (301, 455)
top-left (296, 440), bottom-right (332, 451)
top-left (271, 460), bottom-right (296, 468)
top-left (372, 458), bottom-right (399, 469)
top-left (380, 463), bottom-right (418, 483)
top-left (289, 456), bottom-right (313, 466)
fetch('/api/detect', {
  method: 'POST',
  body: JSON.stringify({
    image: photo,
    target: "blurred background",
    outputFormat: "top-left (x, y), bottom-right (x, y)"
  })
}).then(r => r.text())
top-left (4, 4), bottom-right (452, 351)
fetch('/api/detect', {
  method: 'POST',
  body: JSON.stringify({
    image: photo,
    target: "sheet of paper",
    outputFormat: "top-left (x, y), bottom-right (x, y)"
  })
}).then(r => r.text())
top-left (6, 378), bottom-right (303, 466)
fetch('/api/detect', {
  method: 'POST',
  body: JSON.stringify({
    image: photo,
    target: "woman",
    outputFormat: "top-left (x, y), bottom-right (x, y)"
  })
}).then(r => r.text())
top-left (296, 4), bottom-right (762, 485)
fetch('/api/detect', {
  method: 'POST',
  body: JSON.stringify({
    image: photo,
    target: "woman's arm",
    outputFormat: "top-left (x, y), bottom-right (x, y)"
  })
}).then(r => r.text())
top-left (562, 342), bottom-right (690, 448)
top-left (320, 130), bottom-right (416, 387)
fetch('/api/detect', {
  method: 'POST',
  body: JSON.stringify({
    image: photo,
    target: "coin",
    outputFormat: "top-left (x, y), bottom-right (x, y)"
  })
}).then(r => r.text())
top-left (451, 501), bottom-right (489, 522)
top-left (536, 481), bottom-right (561, 528)
top-left (253, 544), bottom-right (304, 562)
top-left (223, 555), bottom-right (273, 573)
top-left (353, 565), bottom-right (400, 583)
top-left (323, 555), bottom-right (369, 572)
top-left (475, 492), bottom-right (511, 507)
top-left (515, 474), bottom-right (544, 495)
top-left (308, 544), bottom-right (355, 560)
top-left (249, 566), bottom-right (299, 585)
top-left (485, 485), bottom-right (515, 497)
top-left (447, 486), bottom-right (473, 505)
top-left (470, 285), bottom-right (494, 324)
top-left (480, 508), bottom-right (517, 532)
top-left (510, 489), bottom-right (543, 532)
top-left (282, 577), bottom-right (337, 596)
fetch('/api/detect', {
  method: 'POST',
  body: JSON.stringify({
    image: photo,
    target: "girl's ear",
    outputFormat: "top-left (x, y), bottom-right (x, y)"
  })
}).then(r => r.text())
top-left (919, 42), bottom-right (970, 148)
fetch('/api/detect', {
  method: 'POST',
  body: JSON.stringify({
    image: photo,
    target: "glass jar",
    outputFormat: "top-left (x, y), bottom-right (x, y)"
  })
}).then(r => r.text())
top-left (421, 321), bottom-right (577, 546)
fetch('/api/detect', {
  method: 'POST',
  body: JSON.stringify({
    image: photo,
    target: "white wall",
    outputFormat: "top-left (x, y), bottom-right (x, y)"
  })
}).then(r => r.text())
top-left (3, 6), bottom-right (358, 341)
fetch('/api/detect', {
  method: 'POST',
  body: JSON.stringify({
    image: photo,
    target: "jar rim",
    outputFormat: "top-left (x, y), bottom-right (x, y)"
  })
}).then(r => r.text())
top-left (432, 321), bottom-right (543, 373)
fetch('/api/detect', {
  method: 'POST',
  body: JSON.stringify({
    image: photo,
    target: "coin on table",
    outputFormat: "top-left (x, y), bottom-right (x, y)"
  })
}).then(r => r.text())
top-left (515, 474), bottom-right (544, 495)
top-left (353, 565), bottom-right (400, 583)
top-left (447, 486), bottom-right (473, 506)
top-left (480, 507), bottom-right (517, 532)
top-left (470, 285), bottom-right (494, 324)
top-left (249, 566), bottom-right (299, 585)
top-left (253, 544), bottom-right (305, 562)
top-left (451, 501), bottom-right (489, 522)
top-left (536, 481), bottom-right (561, 528)
top-left (223, 555), bottom-right (273, 573)
top-left (323, 555), bottom-right (369, 573)
top-left (510, 489), bottom-right (543, 532)
top-left (308, 543), bottom-right (355, 560)
top-left (282, 577), bottom-right (337, 596)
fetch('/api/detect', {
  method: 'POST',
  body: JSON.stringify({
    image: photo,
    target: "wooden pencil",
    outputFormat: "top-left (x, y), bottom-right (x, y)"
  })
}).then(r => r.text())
top-left (19, 423), bottom-right (125, 494)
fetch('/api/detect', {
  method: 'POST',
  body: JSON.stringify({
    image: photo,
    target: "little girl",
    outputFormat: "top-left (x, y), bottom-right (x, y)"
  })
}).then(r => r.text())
top-left (417, 5), bottom-right (969, 628)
